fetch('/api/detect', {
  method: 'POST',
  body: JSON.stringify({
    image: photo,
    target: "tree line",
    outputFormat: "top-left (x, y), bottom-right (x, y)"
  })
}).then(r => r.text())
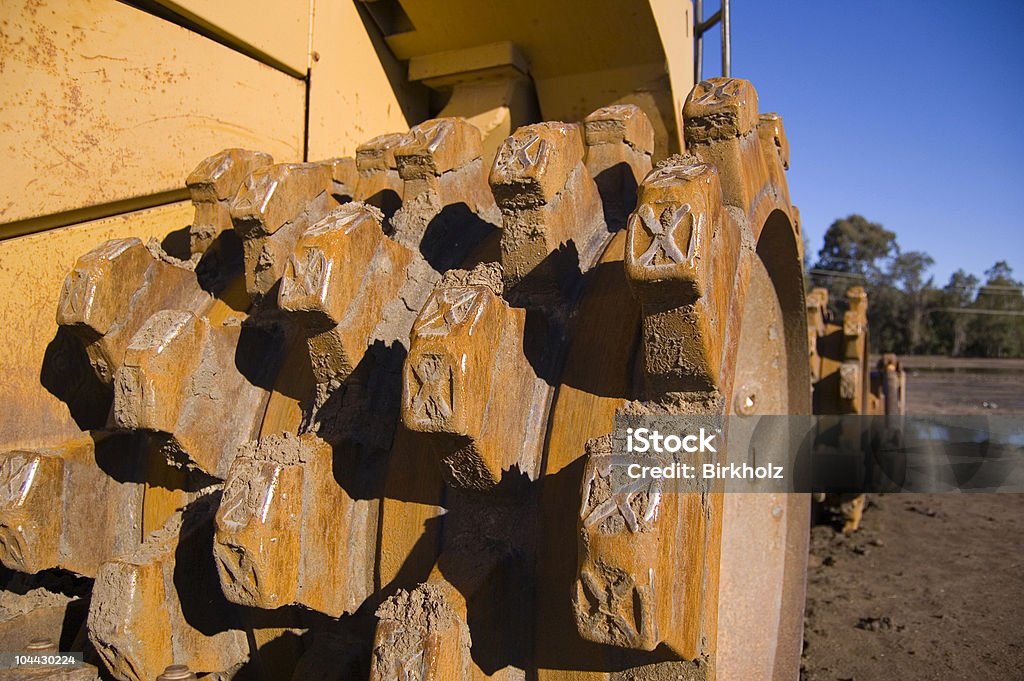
top-left (807, 215), bottom-right (1024, 358)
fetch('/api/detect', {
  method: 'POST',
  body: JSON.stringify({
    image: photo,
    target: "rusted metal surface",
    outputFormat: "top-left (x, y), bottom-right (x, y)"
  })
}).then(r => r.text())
top-left (2, 78), bottom-right (816, 681)
top-left (186, 149), bottom-right (274, 256)
top-left (0, 436), bottom-right (142, 578)
top-left (231, 162), bottom-right (340, 301)
top-left (808, 285), bottom-right (899, 534)
top-left (56, 239), bottom-right (206, 388)
top-left (355, 133), bottom-right (406, 230)
top-left (214, 433), bottom-right (375, 617)
top-left (88, 496), bottom-right (251, 681)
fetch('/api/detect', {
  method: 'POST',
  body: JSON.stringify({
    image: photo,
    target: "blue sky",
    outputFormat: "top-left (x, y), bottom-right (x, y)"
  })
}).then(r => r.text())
top-left (700, 0), bottom-right (1024, 285)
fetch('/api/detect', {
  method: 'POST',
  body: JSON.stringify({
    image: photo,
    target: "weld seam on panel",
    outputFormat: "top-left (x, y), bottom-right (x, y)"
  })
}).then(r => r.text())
top-left (119, 0), bottom-right (308, 79)
top-left (0, 189), bottom-right (191, 241)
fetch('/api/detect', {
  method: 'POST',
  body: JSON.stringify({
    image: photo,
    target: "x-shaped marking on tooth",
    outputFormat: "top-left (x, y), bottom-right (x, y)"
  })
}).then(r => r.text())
top-left (216, 543), bottom-right (261, 603)
top-left (0, 456), bottom-right (34, 507)
top-left (283, 248), bottom-right (328, 299)
top-left (219, 475), bottom-right (257, 530)
top-left (410, 121), bottom-right (449, 153)
top-left (646, 163), bottom-right (709, 187)
top-left (60, 270), bottom-right (91, 317)
top-left (633, 203), bottom-right (697, 267)
top-left (591, 104), bottom-right (633, 119)
top-left (415, 288), bottom-right (480, 336)
top-left (410, 355), bottom-right (453, 422)
top-left (580, 570), bottom-right (642, 642)
top-left (0, 527), bottom-right (26, 568)
top-left (396, 648), bottom-right (426, 681)
top-left (582, 463), bottom-right (662, 533)
top-left (500, 132), bottom-right (546, 173)
top-left (694, 78), bottom-right (742, 106)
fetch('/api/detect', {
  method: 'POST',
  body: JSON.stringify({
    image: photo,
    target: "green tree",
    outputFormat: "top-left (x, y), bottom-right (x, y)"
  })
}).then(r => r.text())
top-left (887, 251), bottom-right (935, 354)
top-left (810, 215), bottom-right (899, 326)
top-left (934, 270), bottom-right (979, 356)
top-left (814, 214), bottom-right (897, 276)
top-left (967, 261), bottom-right (1024, 357)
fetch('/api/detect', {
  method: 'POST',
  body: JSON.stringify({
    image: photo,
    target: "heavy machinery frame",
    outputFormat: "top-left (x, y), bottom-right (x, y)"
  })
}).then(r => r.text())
top-left (0, 2), bottom-right (847, 679)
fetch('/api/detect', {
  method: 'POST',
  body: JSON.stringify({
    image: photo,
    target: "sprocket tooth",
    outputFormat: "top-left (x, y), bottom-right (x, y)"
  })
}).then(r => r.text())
top-left (231, 162), bottom-right (339, 300)
top-left (683, 78), bottom-right (796, 241)
top-left (806, 287), bottom-right (829, 384)
top-left (0, 438), bottom-right (142, 578)
top-left (840, 286), bottom-right (868, 411)
top-left (684, 77), bottom-right (760, 142)
top-left (112, 310), bottom-right (268, 479)
top-left (370, 581), bottom-right (473, 681)
top-left (877, 353), bottom-right (906, 416)
top-left (573, 432), bottom-right (705, 656)
top-left (584, 104), bottom-right (655, 228)
top-left (213, 433), bottom-right (375, 617)
top-left (88, 497), bottom-right (250, 681)
top-left (391, 117), bottom-right (502, 271)
top-left (355, 132), bottom-right (405, 226)
top-left (186, 149), bottom-right (273, 255)
top-left (401, 266), bottom-right (543, 490)
top-left (625, 158), bottom-right (739, 394)
top-left (490, 121), bottom-right (607, 295)
top-left (757, 112), bottom-right (790, 171)
top-left (318, 156), bottom-right (358, 203)
top-left (56, 238), bottom-right (204, 386)
top-left (0, 450), bottom-right (62, 575)
top-left (278, 203), bottom-right (413, 386)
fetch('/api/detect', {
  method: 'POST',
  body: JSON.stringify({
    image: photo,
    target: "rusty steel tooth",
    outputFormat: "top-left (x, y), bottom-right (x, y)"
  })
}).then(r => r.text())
top-left (573, 433), bottom-right (705, 655)
top-left (213, 433), bottom-right (375, 617)
top-left (490, 121), bottom-right (607, 292)
top-left (354, 132), bottom-right (405, 226)
top-left (684, 77), bottom-right (760, 143)
top-left (391, 117), bottom-right (501, 271)
top-left (186, 149), bottom-right (273, 255)
top-left (757, 112), bottom-right (790, 171)
top-left (0, 450), bottom-right (62, 575)
top-left (683, 77), bottom-right (781, 220)
top-left (278, 203), bottom-right (413, 386)
top-left (810, 285), bottom-right (869, 415)
top-left (624, 158), bottom-right (737, 394)
top-left (584, 104), bottom-right (655, 228)
top-left (370, 581), bottom-right (472, 681)
top-left (806, 287), bottom-right (829, 384)
top-left (840, 286), bottom-right (868, 410)
top-left (395, 117), bottom-right (482, 178)
top-left (112, 310), bottom-right (268, 479)
top-left (0, 439), bottom-right (142, 578)
top-left (56, 238), bottom-right (205, 386)
top-left (231, 162), bottom-right (339, 300)
top-left (88, 497), bottom-right (249, 681)
top-left (878, 353), bottom-right (906, 416)
top-left (401, 266), bottom-right (543, 489)
top-left (318, 156), bottom-right (358, 204)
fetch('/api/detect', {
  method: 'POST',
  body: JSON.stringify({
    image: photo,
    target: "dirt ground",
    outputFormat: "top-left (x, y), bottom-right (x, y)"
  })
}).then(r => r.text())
top-left (801, 359), bottom-right (1024, 680)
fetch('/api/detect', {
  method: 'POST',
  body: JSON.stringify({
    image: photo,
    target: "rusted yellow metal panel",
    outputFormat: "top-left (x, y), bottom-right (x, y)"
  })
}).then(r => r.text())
top-left (650, 0), bottom-right (694, 155)
top-left (0, 201), bottom-right (194, 449)
top-left (0, 0), bottom-right (305, 230)
top-left (305, 0), bottom-right (426, 160)
top-left (149, 0), bottom-right (312, 76)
